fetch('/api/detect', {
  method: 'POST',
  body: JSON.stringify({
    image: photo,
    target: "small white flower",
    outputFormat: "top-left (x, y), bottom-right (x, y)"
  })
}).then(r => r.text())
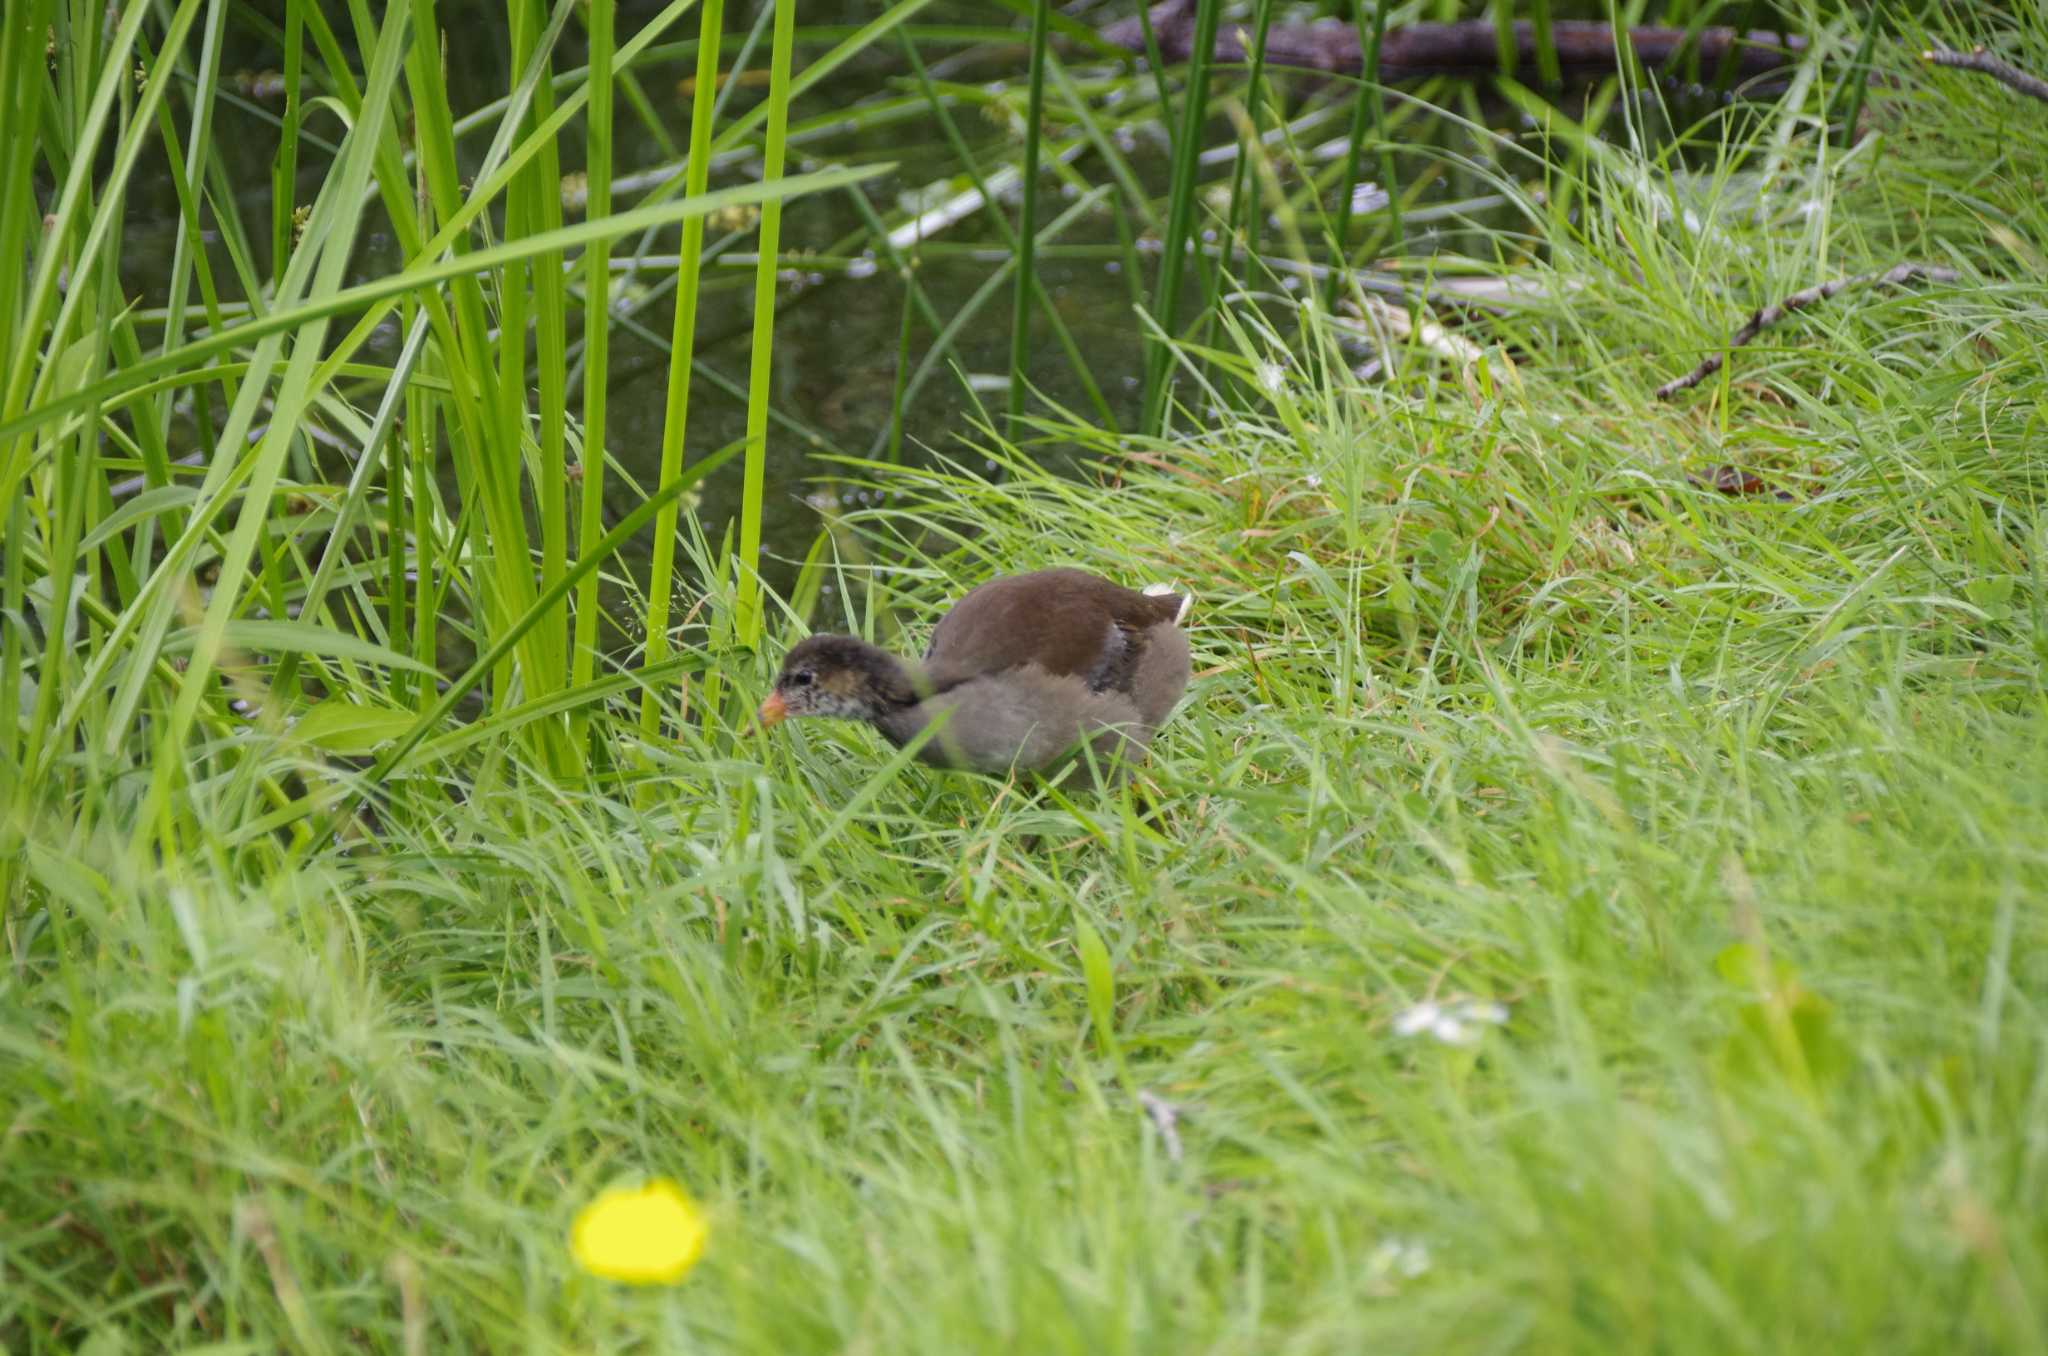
top-left (1393, 997), bottom-right (1508, 1046)
top-left (1367, 1237), bottom-right (1432, 1280)
top-left (1349, 182), bottom-right (1390, 214)
top-left (1392, 1000), bottom-right (1440, 1037)
top-left (1256, 361), bottom-right (1286, 395)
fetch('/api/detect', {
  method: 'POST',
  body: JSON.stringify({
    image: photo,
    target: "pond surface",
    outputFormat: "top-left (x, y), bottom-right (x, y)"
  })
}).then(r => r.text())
top-left (116, 1), bottom-right (1716, 627)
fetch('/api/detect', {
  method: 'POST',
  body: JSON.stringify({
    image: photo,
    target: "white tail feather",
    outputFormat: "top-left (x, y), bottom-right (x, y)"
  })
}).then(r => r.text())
top-left (1142, 581), bottom-right (1194, 625)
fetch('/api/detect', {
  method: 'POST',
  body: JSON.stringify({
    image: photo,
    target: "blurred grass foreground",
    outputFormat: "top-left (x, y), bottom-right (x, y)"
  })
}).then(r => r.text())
top-left (4, 0), bottom-right (2048, 1350)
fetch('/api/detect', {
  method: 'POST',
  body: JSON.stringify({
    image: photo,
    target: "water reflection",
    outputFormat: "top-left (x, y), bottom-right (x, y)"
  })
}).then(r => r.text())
top-left (116, 1), bottom-right (1713, 637)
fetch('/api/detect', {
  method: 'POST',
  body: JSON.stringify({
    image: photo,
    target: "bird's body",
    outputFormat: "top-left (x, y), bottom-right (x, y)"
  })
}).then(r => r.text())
top-left (758, 568), bottom-right (1191, 775)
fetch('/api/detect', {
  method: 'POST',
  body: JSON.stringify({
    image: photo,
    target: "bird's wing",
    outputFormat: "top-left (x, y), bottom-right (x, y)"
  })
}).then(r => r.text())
top-left (923, 570), bottom-right (1181, 692)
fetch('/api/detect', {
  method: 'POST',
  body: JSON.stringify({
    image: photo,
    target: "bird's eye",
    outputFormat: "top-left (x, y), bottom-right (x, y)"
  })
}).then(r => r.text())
top-left (791, 670), bottom-right (814, 687)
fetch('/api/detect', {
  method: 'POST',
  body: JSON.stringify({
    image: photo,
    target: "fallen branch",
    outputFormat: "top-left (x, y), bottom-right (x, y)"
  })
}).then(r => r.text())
top-left (1340, 296), bottom-right (1486, 368)
top-left (1923, 46), bottom-right (2048, 105)
top-left (1101, 3), bottom-right (1803, 85)
top-left (1655, 263), bottom-right (1960, 400)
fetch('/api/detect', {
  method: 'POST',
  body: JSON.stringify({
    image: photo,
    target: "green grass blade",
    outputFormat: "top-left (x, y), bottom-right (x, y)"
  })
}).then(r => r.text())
top-left (733, 0), bottom-right (800, 653)
top-left (572, 0), bottom-right (619, 730)
top-left (366, 443), bottom-right (738, 785)
top-left (1140, 0), bottom-right (1222, 435)
top-left (641, 0), bottom-right (725, 732)
top-left (1006, 0), bottom-right (1052, 442)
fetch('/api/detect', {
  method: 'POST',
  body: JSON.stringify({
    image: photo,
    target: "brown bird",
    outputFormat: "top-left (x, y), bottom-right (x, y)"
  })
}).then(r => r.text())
top-left (756, 568), bottom-right (1192, 775)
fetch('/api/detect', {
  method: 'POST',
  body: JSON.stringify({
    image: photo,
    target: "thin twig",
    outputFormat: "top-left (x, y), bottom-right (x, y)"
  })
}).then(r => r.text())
top-left (1924, 46), bottom-right (2048, 104)
top-left (1655, 263), bottom-right (1960, 400)
top-left (1137, 1089), bottom-right (1184, 1164)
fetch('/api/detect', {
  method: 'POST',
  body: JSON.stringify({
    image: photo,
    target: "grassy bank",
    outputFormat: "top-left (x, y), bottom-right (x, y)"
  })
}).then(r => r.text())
top-left (7, 5), bottom-right (2048, 1354)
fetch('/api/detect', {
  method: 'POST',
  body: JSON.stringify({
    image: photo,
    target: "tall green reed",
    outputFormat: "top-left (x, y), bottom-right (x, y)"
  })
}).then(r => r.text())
top-left (642, 0), bottom-right (724, 732)
top-left (576, 0), bottom-right (618, 740)
top-left (1142, 0), bottom-right (1221, 435)
top-left (734, 0), bottom-right (800, 656)
top-left (1007, 0), bottom-right (1053, 442)
top-left (1, 0), bottom-right (890, 864)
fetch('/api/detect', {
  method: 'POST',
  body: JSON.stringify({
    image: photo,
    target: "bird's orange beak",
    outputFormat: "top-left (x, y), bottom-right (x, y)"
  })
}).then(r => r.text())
top-left (755, 691), bottom-right (789, 729)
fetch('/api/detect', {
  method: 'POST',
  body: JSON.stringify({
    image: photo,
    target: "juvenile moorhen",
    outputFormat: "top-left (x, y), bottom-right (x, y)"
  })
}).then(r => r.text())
top-left (757, 568), bottom-right (1192, 775)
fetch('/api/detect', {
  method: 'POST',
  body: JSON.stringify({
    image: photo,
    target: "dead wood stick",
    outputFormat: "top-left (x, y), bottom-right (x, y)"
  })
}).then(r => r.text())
top-left (1100, 3), bottom-right (1803, 85)
top-left (1923, 46), bottom-right (2048, 105)
top-left (1655, 263), bottom-right (1960, 400)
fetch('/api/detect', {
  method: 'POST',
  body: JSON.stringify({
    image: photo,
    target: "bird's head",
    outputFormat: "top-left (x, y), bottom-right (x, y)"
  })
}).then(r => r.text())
top-left (757, 634), bottom-right (916, 728)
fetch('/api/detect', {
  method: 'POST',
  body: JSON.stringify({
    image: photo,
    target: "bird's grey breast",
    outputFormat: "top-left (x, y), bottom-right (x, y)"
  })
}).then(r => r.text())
top-left (1083, 619), bottom-right (1132, 693)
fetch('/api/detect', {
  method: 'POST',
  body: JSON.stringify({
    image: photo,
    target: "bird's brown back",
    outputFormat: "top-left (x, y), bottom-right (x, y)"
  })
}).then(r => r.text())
top-left (922, 569), bottom-right (1185, 693)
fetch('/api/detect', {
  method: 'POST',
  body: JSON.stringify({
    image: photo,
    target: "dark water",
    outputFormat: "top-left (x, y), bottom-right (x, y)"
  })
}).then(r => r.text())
top-left (116, 1), bottom-right (1729, 618)
top-left (120, 4), bottom-right (1155, 599)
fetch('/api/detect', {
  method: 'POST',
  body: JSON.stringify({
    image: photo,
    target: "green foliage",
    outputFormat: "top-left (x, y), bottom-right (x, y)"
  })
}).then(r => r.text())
top-left (5, 0), bottom-right (2048, 1351)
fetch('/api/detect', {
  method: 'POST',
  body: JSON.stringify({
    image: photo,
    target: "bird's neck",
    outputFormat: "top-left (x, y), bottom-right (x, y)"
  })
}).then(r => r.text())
top-left (860, 649), bottom-right (936, 747)
top-left (858, 646), bottom-right (925, 713)
top-left (872, 700), bottom-right (930, 750)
